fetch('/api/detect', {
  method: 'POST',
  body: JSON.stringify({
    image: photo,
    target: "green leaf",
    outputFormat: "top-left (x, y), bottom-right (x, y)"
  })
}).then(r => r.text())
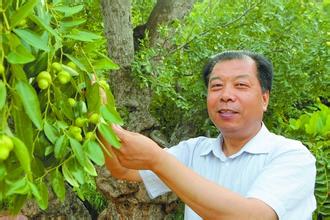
top-left (53, 5), bottom-right (84, 17)
top-left (37, 181), bottom-right (48, 210)
top-left (13, 29), bottom-right (49, 51)
top-left (84, 140), bottom-right (105, 166)
top-left (93, 57), bottom-right (119, 70)
top-left (62, 64), bottom-right (79, 76)
top-left (64, 53), bottom-right (87, 72)
top-left (62, 160), bottom-right (79, 187)
top-left (104, 88), bottom-right (115, 107)
top-left (60, 19), bottom-right (86, 28)
top-left (0, 80), bottom-right (6, 110)
top-left (10, 64), bottom-right (28, 81)
top-left (44, 121), bottom-right (58, 144)
top-left (5, 178), bottom-right (29, 196)
top-left (54, 135), bottom-right (68, 159)
top-left (15, 81), bottom-right (43, 129)
top-left (44, 145), bottom-right (54, 156)
top-left (100, 105), bottom-right (124, 125)
top-left (7, 45), bottom-right (35, 64)
top-left (86, 83), bottom-right (101, 114)
top-left (12, 137), bottom-right (31, 176)
top-left (0, 163), bottom-right (6, 181)
top-left (65, 30), bottom-right (102, 42)
top-left (70, 160), bottom-right (86, 185)
top-left (29, 15), bottom-right (61, 40)
top-left (12, 194), bottom-right (28, 214)
top-left (25, 51), bottom-right (48, 78)
top-left (51, 169), bottom-right (66, 202)
top-left (12, 96), bottom-right (34, 151)
top-left (9, 0), bottom-right (38, 27)
top-left (98, 123), bottom-right (121, 149)
top-left (28, 181), bottom-right (42, 200)
top-left (29, 180), bottom-right (49, 209)
top-left (83, 158), bottom-right (97, 176)
top-left (69, 138), bottom-right (87, 168)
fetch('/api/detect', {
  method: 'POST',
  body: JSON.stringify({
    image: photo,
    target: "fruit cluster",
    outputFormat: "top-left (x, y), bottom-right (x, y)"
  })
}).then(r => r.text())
top-left (36, 62), bottom-right (73, 90)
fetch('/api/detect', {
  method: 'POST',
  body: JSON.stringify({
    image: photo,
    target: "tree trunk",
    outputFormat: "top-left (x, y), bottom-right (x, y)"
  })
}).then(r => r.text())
top-left (146, 0), bottom-right (196, 47)
top-left (98, 0), bottom-right (196, 218)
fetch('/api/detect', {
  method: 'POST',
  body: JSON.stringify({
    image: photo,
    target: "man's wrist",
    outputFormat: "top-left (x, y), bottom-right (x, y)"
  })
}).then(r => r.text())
top-left (150, 148), bottom-right (170, 174)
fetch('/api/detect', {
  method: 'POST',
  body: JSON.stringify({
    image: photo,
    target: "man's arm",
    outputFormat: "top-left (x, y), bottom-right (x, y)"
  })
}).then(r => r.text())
top-left (110, 125), bottom-right (277, 220)
top-left (153, 150), bottom-right (277, 220)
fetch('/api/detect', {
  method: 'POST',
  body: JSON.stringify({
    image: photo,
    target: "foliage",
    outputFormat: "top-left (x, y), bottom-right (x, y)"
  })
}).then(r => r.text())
top-left (131, 0), bottom-right (330, 217)
top-left (132, 0), bottom-right (329, 137)
top-left (79, 182), bottom-right (108, 214)
top-left (0, 0), bottom-right (122, 213)
top-left (288, 103), bottom-right (330, 219)
top-left (132, 0), bottom-right (156, 27)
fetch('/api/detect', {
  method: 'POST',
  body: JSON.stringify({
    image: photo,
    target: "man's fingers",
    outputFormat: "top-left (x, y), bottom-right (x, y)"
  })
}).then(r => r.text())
top-left (111, 124), bottom-right (126, 139)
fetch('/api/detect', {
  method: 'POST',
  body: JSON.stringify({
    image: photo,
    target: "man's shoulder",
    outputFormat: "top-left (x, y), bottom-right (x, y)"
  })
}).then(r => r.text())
top-left (267, 132), bottom-right (315, 161)
top-left (178, 136), bottom-right (217, 147)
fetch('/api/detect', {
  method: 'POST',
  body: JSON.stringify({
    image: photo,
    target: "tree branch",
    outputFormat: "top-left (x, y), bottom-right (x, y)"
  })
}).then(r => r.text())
top-left (144, 0), bottom-right (196, 47)
top-left (165, 1), bottom-right (261, 56)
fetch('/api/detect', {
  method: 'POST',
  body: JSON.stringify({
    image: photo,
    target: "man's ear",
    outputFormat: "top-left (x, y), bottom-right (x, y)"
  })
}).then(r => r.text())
top-left (262, 91), bottom-right (270, 112)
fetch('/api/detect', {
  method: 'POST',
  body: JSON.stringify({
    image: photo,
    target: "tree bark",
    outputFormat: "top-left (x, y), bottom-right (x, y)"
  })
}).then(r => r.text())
top-left (145, 0), bottom-right (196, 47)
top-left (98, 0), bottom-right (196, 218)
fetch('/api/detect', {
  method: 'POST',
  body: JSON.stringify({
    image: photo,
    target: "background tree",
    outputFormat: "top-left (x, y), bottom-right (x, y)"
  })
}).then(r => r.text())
top-left (98, 0), bottom-right (329, 219)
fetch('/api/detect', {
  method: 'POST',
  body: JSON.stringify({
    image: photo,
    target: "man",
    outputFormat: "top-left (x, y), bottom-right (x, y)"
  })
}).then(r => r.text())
top-left (100, 51), bottom-right (316, 220)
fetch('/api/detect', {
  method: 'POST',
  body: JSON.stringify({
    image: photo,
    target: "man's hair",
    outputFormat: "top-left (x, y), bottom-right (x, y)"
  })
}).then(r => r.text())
top-left (202, 50), bottom-right (273, 93)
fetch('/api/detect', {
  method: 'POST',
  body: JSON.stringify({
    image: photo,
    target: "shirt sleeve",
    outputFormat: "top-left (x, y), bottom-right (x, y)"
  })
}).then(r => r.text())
top-left (139, 137), bottom-right (203, 199)
top-left (246, 146), bottom-right (316, 219)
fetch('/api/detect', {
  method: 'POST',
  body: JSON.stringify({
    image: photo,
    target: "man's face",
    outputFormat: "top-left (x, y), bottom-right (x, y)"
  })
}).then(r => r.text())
top-left (207, 58), bottom-right (269, 138)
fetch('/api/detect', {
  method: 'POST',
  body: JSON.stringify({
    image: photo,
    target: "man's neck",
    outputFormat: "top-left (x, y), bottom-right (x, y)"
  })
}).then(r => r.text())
top-left (221, 124), bottom-right (262, 156)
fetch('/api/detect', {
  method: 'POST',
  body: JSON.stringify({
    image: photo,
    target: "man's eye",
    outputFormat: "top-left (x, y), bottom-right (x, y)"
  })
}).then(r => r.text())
top-left (211, 83), bottom-right (222, 88)
top-left (236, 83), bottom-right (248, 88)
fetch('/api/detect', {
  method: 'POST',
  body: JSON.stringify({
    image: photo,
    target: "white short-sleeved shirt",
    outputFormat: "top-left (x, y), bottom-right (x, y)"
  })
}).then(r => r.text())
top-left (139, 124), bottom-right (316, 220)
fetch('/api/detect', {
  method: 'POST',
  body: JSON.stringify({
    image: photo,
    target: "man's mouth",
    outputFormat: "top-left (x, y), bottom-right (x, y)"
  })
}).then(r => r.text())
top-left (218, 109), bottom-right (239, 117)
top-left (218, 109), bottom-right (238, 113)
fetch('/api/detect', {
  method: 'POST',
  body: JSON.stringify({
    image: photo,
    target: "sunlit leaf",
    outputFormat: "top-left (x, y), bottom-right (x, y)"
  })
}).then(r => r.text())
top-left (54, 135), bottom-right (68, 159)
top-left (93, 57), bottom-right (119, 70)
top-left (62, 160), bottom-right (79, 187)
top-left (9, 0), bottom-right (38, 27)
top-left (84, 140), bottom-right (105, 166)
top-left (65, 30), bottom-right (102, 42)
top-left (100, 105), bottom-right (124, 125)
top-left (60, 19), bottom-right (86, 28)
top-left (83, 158), bottom-right (97, 176)
top-left (5, 178), bottom-right (29, 196)
top-left (15, 81), bottom-right (42, 129)
top-left (98, 123), bottom-right (121, 149)
top-left (86, 83), bottom-right (101, 114)
top-left (69, 138), bottom-right (87, 168)
top-left (53, 5), bottom-right (84, 17)
top-left (51, 169), bottom-right (66, 202)
top-left (44, 121), bottom-right (58, 144)
top-left (64, 53), bottom-right (87, 72)
top-left (12, 137), bottom-right (31, 176)
top-left (7, 45), bottom-right (35, 64)
top-left (13, 29), bottom-right (49, 51)
top-left (29, 15), bottom-right (61, 40)
top-left (0, 81), bottom-right (6, 110)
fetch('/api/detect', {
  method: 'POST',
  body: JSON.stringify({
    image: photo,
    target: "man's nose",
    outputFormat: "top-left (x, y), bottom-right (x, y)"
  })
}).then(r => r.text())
top-left (220, 86), bottom-right (235, 102)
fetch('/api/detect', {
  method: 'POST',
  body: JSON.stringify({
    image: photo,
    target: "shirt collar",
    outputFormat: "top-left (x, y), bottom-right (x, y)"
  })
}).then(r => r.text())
top-left (200, 123), bottom-right (272, 160)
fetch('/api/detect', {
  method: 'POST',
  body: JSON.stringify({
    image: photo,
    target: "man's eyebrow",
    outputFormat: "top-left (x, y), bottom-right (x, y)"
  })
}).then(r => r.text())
top-left (209, 74), bottom-right (251, 83)
top-left (209, 76), bottom-right (221, 83)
